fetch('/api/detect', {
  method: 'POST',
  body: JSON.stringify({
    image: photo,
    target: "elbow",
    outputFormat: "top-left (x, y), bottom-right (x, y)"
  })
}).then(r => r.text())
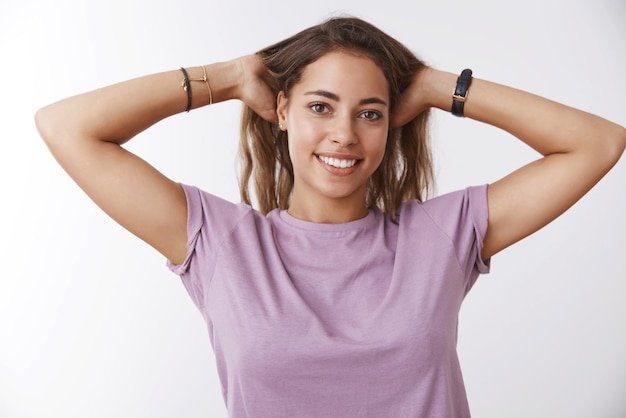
top-left (35, 105), bottom-right (60, 148)
top-left (575, 124), bottom-right (626, 180)
top-left (35, 103), bottom-right (82, 151)
top-left (605, 124), bottom-right (626, 167)
top-left (587, 123), bottom-right (626, 170)
top-left (617, 126), bottom-right (626, 158)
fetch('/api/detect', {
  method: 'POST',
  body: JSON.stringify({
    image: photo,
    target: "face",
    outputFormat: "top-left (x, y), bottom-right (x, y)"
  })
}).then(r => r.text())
top-left (277, 50), bottom-right (390, 217)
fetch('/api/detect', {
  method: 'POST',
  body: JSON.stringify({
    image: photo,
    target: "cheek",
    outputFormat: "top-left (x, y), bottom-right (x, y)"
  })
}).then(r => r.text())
top-left (294, 116), bottom-right (323, 137)
top-left (287, 120), bottom-right (323, 156)
top-left (363, 128), bottom-right (389, 159)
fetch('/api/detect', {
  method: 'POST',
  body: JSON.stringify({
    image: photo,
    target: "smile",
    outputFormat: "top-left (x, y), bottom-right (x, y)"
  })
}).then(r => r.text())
top-left (317, 155), bottom-right (359, 169)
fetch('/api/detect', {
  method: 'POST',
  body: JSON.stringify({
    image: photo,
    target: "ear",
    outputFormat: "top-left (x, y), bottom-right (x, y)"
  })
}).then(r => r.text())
top-left (277, 91), bottom-right (288, 129)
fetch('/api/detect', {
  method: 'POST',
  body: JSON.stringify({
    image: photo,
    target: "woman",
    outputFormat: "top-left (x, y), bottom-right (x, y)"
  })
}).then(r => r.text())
top-left (35, 16), bottom-right (625, 418)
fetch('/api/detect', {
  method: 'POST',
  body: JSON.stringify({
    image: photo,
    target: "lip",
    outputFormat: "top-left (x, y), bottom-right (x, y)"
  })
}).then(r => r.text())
top-left (315, 153), bottom-right (362, 176)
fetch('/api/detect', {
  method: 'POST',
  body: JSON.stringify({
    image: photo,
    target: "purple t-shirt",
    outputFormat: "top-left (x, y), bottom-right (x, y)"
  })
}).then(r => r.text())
top-left (168, 183), bottom-right (490, 418)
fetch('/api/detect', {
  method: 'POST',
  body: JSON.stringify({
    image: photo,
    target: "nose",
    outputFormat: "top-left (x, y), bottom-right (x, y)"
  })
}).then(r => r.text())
top-left (329, 115), bottom-right (358, 147)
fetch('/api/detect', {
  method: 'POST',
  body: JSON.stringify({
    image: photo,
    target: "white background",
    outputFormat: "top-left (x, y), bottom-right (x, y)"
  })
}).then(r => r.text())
top-left (1, 0), bottom-right (625, 417)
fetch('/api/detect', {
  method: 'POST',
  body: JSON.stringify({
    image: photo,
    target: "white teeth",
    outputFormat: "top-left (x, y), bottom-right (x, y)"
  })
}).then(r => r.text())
top-left (318, 155), bottom-right (358, 168)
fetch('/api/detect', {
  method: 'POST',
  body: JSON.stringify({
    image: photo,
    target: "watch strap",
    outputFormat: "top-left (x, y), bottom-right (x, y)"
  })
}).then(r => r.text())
top-left (451, 68), bottom-right (473, 117)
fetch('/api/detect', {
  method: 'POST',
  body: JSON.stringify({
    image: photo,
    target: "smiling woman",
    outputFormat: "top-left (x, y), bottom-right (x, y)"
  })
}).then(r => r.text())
top-left (33, 13), bottom-right (625, 418)
top-left (275, 51), bottom-right (391, 223)
top-left (240, 21), bottom-right (434, 226)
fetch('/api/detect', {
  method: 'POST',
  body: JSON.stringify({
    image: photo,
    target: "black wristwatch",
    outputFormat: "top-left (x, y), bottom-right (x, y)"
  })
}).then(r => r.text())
top-left (451, 69), bottom-right (473, 117)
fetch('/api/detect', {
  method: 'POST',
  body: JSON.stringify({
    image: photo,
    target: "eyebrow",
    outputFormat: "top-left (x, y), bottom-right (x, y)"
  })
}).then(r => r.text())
top-left (304, 90), bottom-right (388, 107)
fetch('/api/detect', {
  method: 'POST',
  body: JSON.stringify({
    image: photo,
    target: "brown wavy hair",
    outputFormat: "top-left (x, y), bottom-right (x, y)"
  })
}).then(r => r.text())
top-left (238, 16), bottom-right (433, 218)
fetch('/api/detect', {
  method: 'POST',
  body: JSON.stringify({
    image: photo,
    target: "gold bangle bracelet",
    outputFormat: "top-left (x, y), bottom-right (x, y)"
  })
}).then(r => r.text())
top-left (188, 65), bottom-right (213, 105)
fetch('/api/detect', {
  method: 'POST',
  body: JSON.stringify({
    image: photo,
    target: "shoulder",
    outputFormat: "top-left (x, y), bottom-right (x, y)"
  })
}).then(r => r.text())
top-left (422, 185), bottom-right (487, 212)
top-left (181, 183), bottom-right (255, 217)
top-left (180, 183), bottom-right (265, 241)
top-left (168, 184), bottom-right (269, 274)
top-left (397, 185), bottom-right (491, 276)
top-left (400, 185), bottom-right (487, 217)
top-left (397, 185), bottom-right (489, 238)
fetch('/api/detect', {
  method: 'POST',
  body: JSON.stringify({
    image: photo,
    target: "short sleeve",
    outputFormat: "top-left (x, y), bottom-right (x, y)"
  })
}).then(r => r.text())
top-left (466, 185), bottom-right (490, 275)
top-left (165, 183), bottom-right (253, 310)
top-left (166, 184), bottom-right (204, 275)
top-left (419, 184), bottom-right (491, 289)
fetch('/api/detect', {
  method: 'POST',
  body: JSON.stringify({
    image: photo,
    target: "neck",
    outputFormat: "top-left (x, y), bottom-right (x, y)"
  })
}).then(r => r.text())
top-left (287, 194), bottom-right (369, 224)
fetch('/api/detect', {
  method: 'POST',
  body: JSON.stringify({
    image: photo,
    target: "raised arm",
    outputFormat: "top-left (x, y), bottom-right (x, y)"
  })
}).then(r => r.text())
top-left (393, 68), bottom-right (626, 260)
top-left (35, 56), bottom-right (276, 265)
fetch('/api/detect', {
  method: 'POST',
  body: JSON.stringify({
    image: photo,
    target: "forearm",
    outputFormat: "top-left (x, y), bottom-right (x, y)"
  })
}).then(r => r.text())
top-left (36, 60), bottom-right (241, 146)
top-left (33, 61), bottom-right (245, 264)
top-left (423, 69), bottom-right (626, 160)
top-left (421, 68), bottom-right (626, 257)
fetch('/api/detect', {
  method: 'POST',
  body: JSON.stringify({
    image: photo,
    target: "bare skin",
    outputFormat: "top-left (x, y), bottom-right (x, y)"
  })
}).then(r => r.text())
top-left (35, 53), bottom-right (626, 266)
top-left (276, 52), bottom-right (390, 224)
top-left (35, 57), bottom-right (274, 265)
top-left (392, 66), bottom-right (626, 258)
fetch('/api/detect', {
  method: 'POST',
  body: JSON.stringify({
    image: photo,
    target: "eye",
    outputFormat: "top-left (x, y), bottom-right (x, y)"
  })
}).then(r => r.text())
top-left (309, 102), bottom-right (329, 114)
top-left (360, 110), bottom-right (382, 121)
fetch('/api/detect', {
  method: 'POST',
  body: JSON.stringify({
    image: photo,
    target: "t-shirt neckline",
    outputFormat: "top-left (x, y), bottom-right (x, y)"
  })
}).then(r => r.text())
top-left (274, 208), bottom-right (379, 232)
